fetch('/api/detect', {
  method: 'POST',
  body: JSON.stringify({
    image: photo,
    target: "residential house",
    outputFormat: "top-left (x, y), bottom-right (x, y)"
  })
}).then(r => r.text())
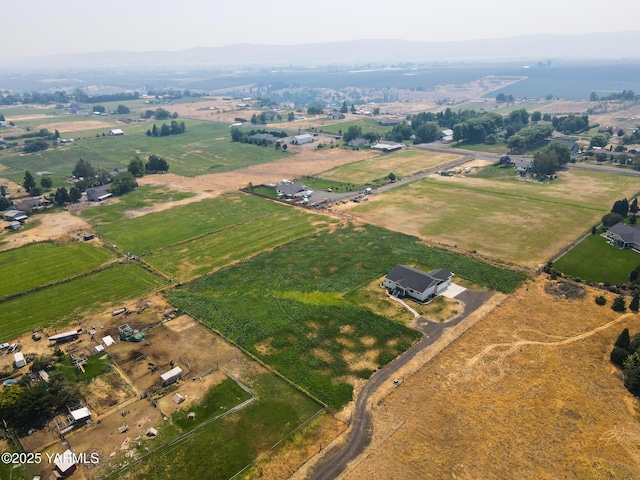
top-left (552, 139), bottom-right (581, 156)
top-left (371, 142), bottom-right (403, 152)
top-left (510, 157), bottom-right (533, 172)
top-left (606, 222), bottom-right (640, 250)
top-left (348, 138), bottom-right (367, 148)
top-left (384, 265), bottom-right (453, 302)
top-left (276, 182), bottom-right (309, 199)
top-left (327, 112), bottom-right (345, 120)
top-left (3, 210), bottom-right (27, 222)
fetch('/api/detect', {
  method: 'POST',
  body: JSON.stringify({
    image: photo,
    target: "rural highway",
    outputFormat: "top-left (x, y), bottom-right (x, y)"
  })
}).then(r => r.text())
top-left (306, 289), bottom-right (491, 480)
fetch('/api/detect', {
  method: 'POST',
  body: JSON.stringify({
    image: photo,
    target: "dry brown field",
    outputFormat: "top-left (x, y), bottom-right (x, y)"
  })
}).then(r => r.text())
top-left (324, 276), bottom-right (640, 480)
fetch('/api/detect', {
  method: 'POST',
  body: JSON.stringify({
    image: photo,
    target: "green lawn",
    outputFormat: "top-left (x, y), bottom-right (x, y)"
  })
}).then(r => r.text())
top-left (0, 242), bottom-right (115, 299)
top-left (452, 140), bottom-right (510, 154)
top-left (553, 234), bottom-right (640, 284)
top-left (317, 117), bottom-right (392, 137)
top-left (96, 193), bottom-right (289, 254)
top-left (167, 224), bottom-right (525, 410)
top-left (0, 263), bottom-right (166, 339)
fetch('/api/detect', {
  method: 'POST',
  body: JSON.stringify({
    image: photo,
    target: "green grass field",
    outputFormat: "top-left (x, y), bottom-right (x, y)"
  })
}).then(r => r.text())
top-left (0, 242), bottom-right (115, 299)
top-left (0, 263), bottom-right (166, 340)
top-left (0, 120), bottom-right (290, 183)
top-left (167, 224), bottom-right (525, 410)
top-left (316, 149), bottom-right (462, 184)
top-left (96, 193), bottom-right (289, 254)
top-left (112, 373), bottom-right (322, 480)
top-left (317, 117), bottom-right (392, 137)
top-left (453, 140), bottom-right (510, 154)
top-left (348, 169), bottom-right (640, 267)
top-left (146, 209), bottom-right (323, 281)
top-left (553, 234), bottom-right (640, 284)
top-left (80, 185), bottom-right (195, 224)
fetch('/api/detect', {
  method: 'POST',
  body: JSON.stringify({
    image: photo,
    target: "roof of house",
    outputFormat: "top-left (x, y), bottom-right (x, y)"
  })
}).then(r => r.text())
top-left (511, 157), bottom-right (533, 169)
top-left (110, 128), bottom-right (124, 135)
top-left (348, 138), bottom-right (366, 146)
top-left (385, 265), bottom-right (452, 293)
top-left (70, 407), bottom-right (91, 421)
top-left (277, 182), bottom-right (307, 196)
top-left (608, 222), bottom-right (640, 244)
top-left (87, 183), bottom-right (112, 196)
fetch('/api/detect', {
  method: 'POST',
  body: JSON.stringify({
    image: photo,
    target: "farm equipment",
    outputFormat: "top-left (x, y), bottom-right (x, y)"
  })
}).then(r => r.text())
top-left (118, 324), bottom-right (147, 342)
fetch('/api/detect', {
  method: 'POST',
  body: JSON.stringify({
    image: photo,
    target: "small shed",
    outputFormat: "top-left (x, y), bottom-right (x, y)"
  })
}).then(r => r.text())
top-left (102, 335), bottom-right (115, 347)
top-left (109, 129), bottom-right (124, 136)
top-left (52, 449), bottom-right (77, 478)
top-left (7, 221), bottom-right (21, 230)
top-left (70, 407), bottom-right (91, 424)
top-left (38, 370), bottom-right (50, 382)
top-left (173, 393), bottom-right (186, 404)
top-left (160, 366), bottom-right (183, 386)
top-left (14, 352), bottom-right (26, 368)
top-left (146, 427), bottom-right (158, 437)
top-left (94, 345), bottom-right (105, 354)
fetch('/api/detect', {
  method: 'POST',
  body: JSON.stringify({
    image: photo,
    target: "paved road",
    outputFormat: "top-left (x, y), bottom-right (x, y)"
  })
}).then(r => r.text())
top-left (306, 289), bottom-right (491, 480)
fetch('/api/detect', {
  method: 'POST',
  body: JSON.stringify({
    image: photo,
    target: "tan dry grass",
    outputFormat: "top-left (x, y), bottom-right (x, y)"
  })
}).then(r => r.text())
top-left (338, 276), bottom-right (640, 480)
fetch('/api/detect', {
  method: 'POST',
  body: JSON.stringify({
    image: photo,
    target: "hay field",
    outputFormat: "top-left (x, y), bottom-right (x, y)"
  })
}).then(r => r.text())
top-left (341, 276), bottom-right (640, 480)
top-left (318, 149), bottom-right (462, 184)
top-left (340, 169), bottom-right (639, 268)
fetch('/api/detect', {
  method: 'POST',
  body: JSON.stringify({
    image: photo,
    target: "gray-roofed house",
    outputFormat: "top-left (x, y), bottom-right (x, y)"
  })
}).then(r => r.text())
top-left (348, 138), bottom-right (366, 148)
top-left (276, 182), bottom-right (308, 199)
top-left (250, 133), bottom-right (278, 144)
top-left (3, 210), bottom-right (28, 222)
top-left (86, 183), bottom-right (113, 202)
top-left (384, 265), bottom-right (453, 301)
top-left (327, 112), bottom-right (345, 120)
top-left (552, 139), bottom-right (581, 156)
top-left (510, 157), bottom-right (533, 172)
top-left (606, 222), bottom-right (640, 250)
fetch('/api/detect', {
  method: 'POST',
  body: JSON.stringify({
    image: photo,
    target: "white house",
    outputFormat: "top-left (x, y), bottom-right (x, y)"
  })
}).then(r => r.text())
top-left (291, 134), bottom-right (314, 145)
top-left (384, 265), bottom-right (453, 302)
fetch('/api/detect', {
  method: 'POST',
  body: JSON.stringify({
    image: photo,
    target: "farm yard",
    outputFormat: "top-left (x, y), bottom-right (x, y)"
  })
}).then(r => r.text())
top-left (337, 168), bottom-right (640, 268)
top-left (167, 223), bottom-right (526, 410)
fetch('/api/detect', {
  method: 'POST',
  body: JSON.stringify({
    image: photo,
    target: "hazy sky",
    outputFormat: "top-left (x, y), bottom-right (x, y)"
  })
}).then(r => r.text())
top-left (3, 0), bottom-right (639, 59)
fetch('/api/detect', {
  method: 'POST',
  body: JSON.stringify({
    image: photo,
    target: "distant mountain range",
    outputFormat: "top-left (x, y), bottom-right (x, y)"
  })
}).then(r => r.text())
top-left (5, 31), bottom-right (640, 70)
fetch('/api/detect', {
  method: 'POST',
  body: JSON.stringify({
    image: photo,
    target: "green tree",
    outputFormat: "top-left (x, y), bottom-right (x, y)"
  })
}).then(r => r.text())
top-left (630, 293), bottom-right (639, 313)
top-left (128, 156), bottom-right (145, 177)
top-left (92, 105), bottom-right (106, 113)
top-left (23, 138), bottom-right (49, 153)
top-left (109, 172), bottom-right (138, 195)
top-left (116, 104), bottom-right (130, 114)
top-left (146, 154), bottom-right (169, 173)
top-left (602, 212), bottom-right (623, 227)
top-left (630, 264), bottom-right (640, 284)
top-left (69, 186), bottom-right (82, 202)
top-left (414, 122), bottom-right (439, 143)
top-left (612, 294), bottom-right (627, 312)
top-left (630, 198), bottom-right (639, 214)
top-left (386, 172), bottom-right (397, 181)
top-left (343, 125), bottom-right (363, 143)
top-left (615, 328), bottom-right (631, 350)
top-left (40, 176), bottom-right (52, 189)
top-left (611, 346), bottom-right (630, 366)
top-left (53, 129), bottom-right (60, 139)
top-left (340, 101), bottom-right (348, 113)
top-left (72, 158), bottom-right (96, 180)
top-left (612, 198), bottom-right (629, 217)
top-left (154, 108), bottom-right (171, 120)
top-left (53, 187), bottom-right (70, 206)
top-left (590, 91), bottom-right (599, 101)
top-left (160, 123), bottom-right (171, 136)
top-left (590, 133), bottom-right (609, 148)
top-left (531, 111), bottom-right (542, 122)
top-left (23, 170), bottom-right (36, 193)
top-left (485, 133), bottom-right (498, 145)
top-left (287, 112), bottom-right (295, 122)
top-left (152, 124), bottom-right (158, 136)
top-left (0, 196), bottom-right (10, 210)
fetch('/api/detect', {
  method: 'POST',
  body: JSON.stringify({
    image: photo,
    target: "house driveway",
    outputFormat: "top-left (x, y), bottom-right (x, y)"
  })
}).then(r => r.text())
top-left (440, 282), bottom-right (467, 298)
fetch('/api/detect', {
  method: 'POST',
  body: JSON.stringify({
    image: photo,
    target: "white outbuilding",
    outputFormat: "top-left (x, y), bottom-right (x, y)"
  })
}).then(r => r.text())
top-left (14, 352), bottom-right (26, 368)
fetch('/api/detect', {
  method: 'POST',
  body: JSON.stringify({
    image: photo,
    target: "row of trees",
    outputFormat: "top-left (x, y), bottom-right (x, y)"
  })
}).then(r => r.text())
top-left (141, 108), bottom-right (178, 121)
top-left (611, 323), bottom-right (640, 396)
top-left (591, 90), bottom-right (637, 102)
top-left (145, 121), bottom-right (186, 137)
top-left (506, 125), bottom-right (554, 152)
top-left (552, 114), bottom-right (590, 134)
top-left (342, 125), bottom-right (381, 144)
top-left (530, 143), bottom-right (572, 175)
top-left (128, 154), bottom-right (169, 176)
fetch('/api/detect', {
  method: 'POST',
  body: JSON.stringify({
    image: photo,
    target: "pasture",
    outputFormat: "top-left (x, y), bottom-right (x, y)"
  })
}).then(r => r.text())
top-left (119, 374), bottom-right (323, 480)
top-left (316, 117), bottom-right (392, 137)
top-left (0, 241), bottom-right (114, 299)
top-left (95, 193), bottom-right (289, 254)
top-left (344, 169), bottom-right (640, 267)
top-left (167, 224), bottom-right (525, 410)
top-left (146, 209), bottom-right (323, 281)
top-left (317, 149), bottom-right (462, 184)
top-left (0, 120), bottom-right (290, 184)
top-left (80, 185), bottom-right (195, 224)
top-left (0, 263), bottom-right (165, 340)
top-left (552, 234), bottom-right (640, 284)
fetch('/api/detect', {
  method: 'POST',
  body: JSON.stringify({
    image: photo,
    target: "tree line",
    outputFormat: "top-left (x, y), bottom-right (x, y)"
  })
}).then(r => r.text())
top-left (146, 121), bottom-right (186, 137)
